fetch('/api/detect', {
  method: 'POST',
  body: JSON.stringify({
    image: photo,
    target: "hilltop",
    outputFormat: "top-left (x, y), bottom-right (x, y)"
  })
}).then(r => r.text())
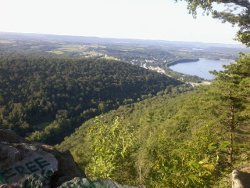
top-left (0, 55), bottom-right (182, 145)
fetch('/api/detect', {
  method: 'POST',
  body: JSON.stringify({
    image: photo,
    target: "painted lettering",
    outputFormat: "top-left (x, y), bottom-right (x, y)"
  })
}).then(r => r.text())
top-left (0, 153), bottom-right (57, 183)
top-left (25, 162), bottom-right (39, 173)
top-left (34, 157), bottom-right (50, 169)
top-left (15, 166), bottom-right (29, 175)
top-left (0, 168), bottom-right (17, 180)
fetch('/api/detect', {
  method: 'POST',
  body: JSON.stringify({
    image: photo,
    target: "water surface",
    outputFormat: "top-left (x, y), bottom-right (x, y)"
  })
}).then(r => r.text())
top-left (169, 58), bottom-right (232, 80)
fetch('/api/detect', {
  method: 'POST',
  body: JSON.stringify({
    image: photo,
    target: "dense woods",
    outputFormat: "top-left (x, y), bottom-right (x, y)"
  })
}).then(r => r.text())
top-left (0, 46), bottom-right (248, 187)
top-left (0, 55), bottom-right (182, 144)
top-left (59, 54), bottom-right (250, 187)
top-left (0, 0), bottom-right (249, 186)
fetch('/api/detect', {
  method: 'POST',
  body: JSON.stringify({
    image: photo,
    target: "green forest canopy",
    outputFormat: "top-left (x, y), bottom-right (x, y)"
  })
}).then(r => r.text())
top-left (58, 1), bottom-right (250, 187)
top-left (0, 1), bottom-right (249, 187)
top-left (0, 55), bottom-right (183, 144)
top-left (59, 54), bottom-right (250, 187)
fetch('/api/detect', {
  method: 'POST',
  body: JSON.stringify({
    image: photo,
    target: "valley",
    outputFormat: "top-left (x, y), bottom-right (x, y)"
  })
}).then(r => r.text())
top-left (0, 32), bottom-right (249, 188)
top-left (1, 32), bottom-right (249, 83)
top-left (1, 0), bottom-right (250, 187)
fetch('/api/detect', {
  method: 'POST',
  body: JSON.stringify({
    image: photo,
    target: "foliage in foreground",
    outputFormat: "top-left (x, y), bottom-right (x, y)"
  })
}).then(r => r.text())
top-left (59, 54), bottom-right (250, 187)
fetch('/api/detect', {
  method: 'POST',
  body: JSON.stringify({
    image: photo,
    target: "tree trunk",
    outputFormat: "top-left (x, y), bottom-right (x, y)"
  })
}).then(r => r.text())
top-left (228, 102), bottom-right (235, 165)
top-left (229, 130), bottom-right (233, 165)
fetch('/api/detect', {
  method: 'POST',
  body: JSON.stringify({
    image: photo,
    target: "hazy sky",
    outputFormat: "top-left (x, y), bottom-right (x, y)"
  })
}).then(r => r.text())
top-left (0, 0), bottom-right (240, 44)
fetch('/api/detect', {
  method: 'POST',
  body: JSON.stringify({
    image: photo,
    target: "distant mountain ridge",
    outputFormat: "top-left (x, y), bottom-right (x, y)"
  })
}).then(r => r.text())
top-left (0, 31), bottom-right (248, 49)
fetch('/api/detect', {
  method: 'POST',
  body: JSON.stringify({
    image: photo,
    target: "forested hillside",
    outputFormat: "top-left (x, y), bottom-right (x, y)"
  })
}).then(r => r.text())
top-left (0, 0), bottom-right (249, 187)
top-left (59, 54), bottom-right (250, 187)
top-left (0, 55), bottom-right (182, 144)
top-left (1, 32), bottom-right (248, 83)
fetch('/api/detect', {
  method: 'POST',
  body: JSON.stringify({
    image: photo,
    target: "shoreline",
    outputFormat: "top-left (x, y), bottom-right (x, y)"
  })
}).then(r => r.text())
top-left (167, 58), bottom-right (199, 67)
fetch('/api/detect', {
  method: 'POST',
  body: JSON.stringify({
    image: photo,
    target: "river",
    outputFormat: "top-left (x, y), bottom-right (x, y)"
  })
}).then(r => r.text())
top-left (169, 58), bottom-right (232, 80)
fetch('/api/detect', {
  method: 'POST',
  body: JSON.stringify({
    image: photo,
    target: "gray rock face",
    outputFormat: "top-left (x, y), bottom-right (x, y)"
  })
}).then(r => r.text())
top-left (0, 129), bottom-right (84, 187)
top-left (0, 129), bottom-right (25, 143)
top-left (0, 143), bottom-right (57, 184)
top-left (58, 177), bottom-right (136, 188)
top-left (232, 169), bottom-right (250, 188)
top-left (0, 129), bottom-right (135, 188)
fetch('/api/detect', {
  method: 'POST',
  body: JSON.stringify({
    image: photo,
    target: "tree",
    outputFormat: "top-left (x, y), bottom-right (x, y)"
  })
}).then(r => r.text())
top-left (176, 0), bottom-right (250, 167)
top-left (177, 0), bottom-right (250, 46)
top-left (85, 117), bottom-right (136, 183)
top-left (211, 54), bottom-right (250, 165)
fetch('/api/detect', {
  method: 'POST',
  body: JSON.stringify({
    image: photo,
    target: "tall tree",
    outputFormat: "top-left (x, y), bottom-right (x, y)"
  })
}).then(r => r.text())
top-left (177, 0), bottom-right (250, 46)
top-left (176, 0), bottom-right (250, 166)
top-left (211, 54), bottom-right (250, 165)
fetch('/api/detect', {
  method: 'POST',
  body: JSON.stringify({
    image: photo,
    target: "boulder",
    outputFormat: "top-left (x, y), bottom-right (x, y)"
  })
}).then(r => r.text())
top-left (0, 129), bottom-right (85, 187)
top-left (58, 177), bottom-right (136, 188)
top-left (0, 143), bottom-right (58, 184)
top-left (232, 168), bottom-right (250, 188)
top-left (0, 129), bottom-right (25, 143)
top-left (0, 129), bottom-right (135, 188)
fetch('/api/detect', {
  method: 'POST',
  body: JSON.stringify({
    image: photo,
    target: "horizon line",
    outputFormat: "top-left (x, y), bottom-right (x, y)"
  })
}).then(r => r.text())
top-left (0, 30), bottom-right (245, 47)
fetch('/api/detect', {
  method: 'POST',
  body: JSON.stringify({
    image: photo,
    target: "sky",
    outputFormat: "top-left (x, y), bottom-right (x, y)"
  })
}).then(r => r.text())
top-left (0, 0), bottom-right (240, 44)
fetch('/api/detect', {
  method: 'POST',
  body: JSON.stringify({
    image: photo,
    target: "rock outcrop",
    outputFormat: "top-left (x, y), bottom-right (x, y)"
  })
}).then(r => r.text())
top-left (0, 129), bottom-right (85, 187)
top-left (232, 168), bottom-right (250, 188)
top-left (0, 129), bottom-right (134, 188)
top-left (58, 177), bottom-right (135, 188)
